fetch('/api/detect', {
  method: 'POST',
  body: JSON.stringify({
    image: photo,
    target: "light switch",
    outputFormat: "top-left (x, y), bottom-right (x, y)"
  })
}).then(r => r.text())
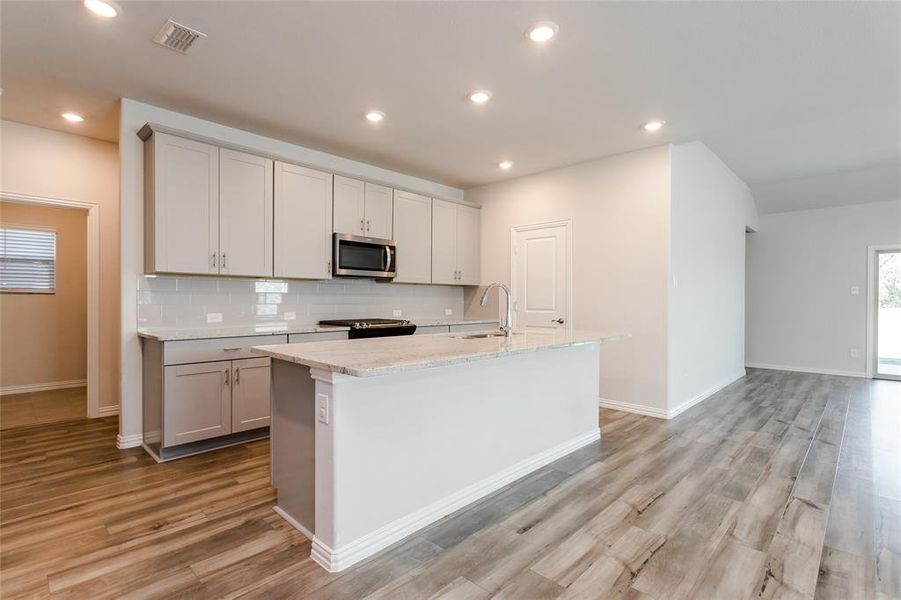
top-left (850, 286), bottom-right (860, 296)
top-left (206, 312), bottom-right (223, 323)
top-left (284, 311), bottom-right (297, 321)
top-left (317, 393), bottom-right (329, 425)
top-left (445, 308), bottom-right (453, 316)
top-left (393, 309), bottom-right (402, 317)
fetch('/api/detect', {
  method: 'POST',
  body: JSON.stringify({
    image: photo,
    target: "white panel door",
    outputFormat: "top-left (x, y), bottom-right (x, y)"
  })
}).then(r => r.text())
top-left (152, 132), bottom-right (219, 274)
top-left (364, 183), bottom-right (393, 239)
top-left (392, 190), bottom-right (431, 284)
top-left (431, 199), bottom-right (458, 284)
top-left (333, 175), bottom-right (365, 235)
top-left (512, 223), bottom-right (568, 331)
top-left (219, 149), bottom-right (273, 277)
top-left (274, 162), bottom-right (333, 279)
top-left (231, 357), bottom-right (272, 432)
top-left (163, 361), bottom-right (232, 447)
top-left (456, 205), bottom-right (481, 285)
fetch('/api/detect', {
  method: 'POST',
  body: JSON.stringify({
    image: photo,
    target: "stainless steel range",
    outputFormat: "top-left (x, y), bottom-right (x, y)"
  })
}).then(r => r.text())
top-left (319, 318), bottom-right (417, 339)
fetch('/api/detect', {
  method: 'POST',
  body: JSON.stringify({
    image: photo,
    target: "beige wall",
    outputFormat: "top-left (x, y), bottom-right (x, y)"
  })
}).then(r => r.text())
top-left (0, 120), bottom-right (119, 408)
top-left (0, 203), bottom-right (88, 388)
top-left (465, 145), bottom-right (673, 413)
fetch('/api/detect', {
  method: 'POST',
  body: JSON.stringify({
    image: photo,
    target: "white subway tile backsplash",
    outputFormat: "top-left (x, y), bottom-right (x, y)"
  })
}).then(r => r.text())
top-left (137, 275), bottom-right (464, 329)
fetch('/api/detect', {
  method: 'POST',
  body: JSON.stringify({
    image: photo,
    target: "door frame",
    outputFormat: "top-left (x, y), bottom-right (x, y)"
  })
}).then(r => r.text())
top-left (510, 219), bottom-right (573, 332)
top-left (1, 191), bottom-right (103, 417)
top-left (866, 243), bottom-right (901, 380)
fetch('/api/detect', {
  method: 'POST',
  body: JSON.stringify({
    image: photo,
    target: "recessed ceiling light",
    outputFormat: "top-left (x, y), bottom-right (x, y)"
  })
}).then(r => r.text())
top-left (365, 111), bottom-right (385, 123)
top-left (83, 0), bottom-right (119, 18)
top-left (642, 120), bottom-right (666, 132)
top-left (61, 112), bottom-right (85, 123)
top-left (469, 90), bottom-right (492, 104)
top-left (527, 21), bottom-right (559, 43)
top-left (498, 160), bottom-right (513, 170)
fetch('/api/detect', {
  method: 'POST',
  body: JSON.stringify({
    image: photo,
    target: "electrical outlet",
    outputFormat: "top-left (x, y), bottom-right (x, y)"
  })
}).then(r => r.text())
top-left (393, 309), bottom-right (402, 317)
top-left (206, 312), bottom-right (223, 323)
top-left (317, 393), bottom-right (329, 425)
top-left (445, 308), bottom-right (453, 316)
top-left (850, 286), bottom-right (860, 296)
top-left (850, 348), bottom-right (860, 358)
top-left (284, 311), bottom-right (296, 321)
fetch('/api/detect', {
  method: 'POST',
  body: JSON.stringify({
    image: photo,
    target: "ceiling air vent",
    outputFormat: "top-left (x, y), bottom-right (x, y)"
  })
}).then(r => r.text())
top-left (153, 19), bottom-right (207, 54)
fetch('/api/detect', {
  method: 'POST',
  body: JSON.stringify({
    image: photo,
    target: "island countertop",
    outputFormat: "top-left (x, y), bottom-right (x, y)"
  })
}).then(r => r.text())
top-left (252, 329), bottom-right (628, 377)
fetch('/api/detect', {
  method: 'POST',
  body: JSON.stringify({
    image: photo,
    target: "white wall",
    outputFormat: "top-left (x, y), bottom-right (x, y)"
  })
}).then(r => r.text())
top-left (466, 146), bottom-right (672, 414)
top-left (746, 199), bottom-right (901, 376)
top-left (1, 120), bottom-right (120, 410)
top-left (668, 142), bottom-right (758, 416)
top-left (118, 99), bottom-right (464, 446)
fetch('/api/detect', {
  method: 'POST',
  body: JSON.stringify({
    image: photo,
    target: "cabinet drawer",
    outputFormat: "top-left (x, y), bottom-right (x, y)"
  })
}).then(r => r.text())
top-left (448, 322), bottom-right (498, 333)
top-left (164, 335), bottom-right (288, 365)
top-left (287, 331), bottom-right (349, 344)
top-left (413, 325), bottom-right (450, 335)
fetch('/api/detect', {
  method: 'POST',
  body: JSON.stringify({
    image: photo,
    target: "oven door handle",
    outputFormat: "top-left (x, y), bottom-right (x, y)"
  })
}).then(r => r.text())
top-left (384, 246), bottom-right (392, 273)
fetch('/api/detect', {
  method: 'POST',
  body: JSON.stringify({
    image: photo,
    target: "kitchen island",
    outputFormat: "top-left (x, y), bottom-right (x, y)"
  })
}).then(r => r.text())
top-left (253, 329), bottom-right (626, 572)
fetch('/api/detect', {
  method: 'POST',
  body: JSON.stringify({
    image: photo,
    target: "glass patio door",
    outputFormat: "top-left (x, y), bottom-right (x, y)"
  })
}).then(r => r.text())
top-left (875, 249), bottom-right (901, 380)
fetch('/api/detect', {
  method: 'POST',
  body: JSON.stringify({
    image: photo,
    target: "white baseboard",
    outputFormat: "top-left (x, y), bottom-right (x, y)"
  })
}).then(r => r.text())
top-left (273, 506), bottom-right (314, 540)
top-left (96, 404), bottom-right (119, 417)
top-left (0, 379), bottom-right (87, 396)
top-left (600, 370), bottom-right (747, 420)
top-left (598, 398), bottom-right (669, 419)
top-left (745, 363), bottom-right (865, 378)
top-left (296, 428), bottom-right (601, 573)
top-left (666, 370), bottom-right (746, 419)
top-left (116, 432), bottom-right (143, 449)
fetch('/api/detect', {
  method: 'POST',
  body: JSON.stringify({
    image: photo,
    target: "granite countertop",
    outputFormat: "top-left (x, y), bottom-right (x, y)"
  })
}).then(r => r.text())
top-left (252, 330), bottom-right (629, 377)
top-left (137, 319), bottom-right (500, 342)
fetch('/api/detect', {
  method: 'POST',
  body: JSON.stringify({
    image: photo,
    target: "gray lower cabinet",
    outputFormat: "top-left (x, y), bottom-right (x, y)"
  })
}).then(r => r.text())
top-left (142, 331), bottom-right (348, 461)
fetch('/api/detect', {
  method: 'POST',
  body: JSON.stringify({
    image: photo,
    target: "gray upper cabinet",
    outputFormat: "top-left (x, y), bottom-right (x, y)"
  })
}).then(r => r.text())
top-left (392, 190), bottom-right (432, 284)
top-left (333, 175), bottom-right (393, 239)
top-left (431, 199), bottom-right (480, 285)
top-left (145, 132), bottom-right (220, 275)
top-left (219, 149), bottom-right (274, 277)
top-left (274, 162), bottom-right (333, 279)
top-left (144, 131), bottom-right (273, 277)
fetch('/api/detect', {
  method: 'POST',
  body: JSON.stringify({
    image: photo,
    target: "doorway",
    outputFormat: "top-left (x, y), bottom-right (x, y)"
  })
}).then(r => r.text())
top-left (871, 247), bottom-right (901, 380)
top-left (510, 220), bottom-right (572, 332)
top-left (0, 192), bottom-right (102, 420)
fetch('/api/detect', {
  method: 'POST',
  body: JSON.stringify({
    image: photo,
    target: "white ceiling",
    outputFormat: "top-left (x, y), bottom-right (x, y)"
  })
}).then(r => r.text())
top-left (2, 1), bottom-right (898, 212)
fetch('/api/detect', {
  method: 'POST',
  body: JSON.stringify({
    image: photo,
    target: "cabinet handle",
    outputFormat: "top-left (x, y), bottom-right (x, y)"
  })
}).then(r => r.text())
top-left (211, 252), bottom-right (217, 268)
top-left (366, 219), bottom-right (371, 232)
top-left (235, 367), bottom-right (240, 384)
top-left (360, 218), bottom-right (365, 232)
top-left (224, 368), bottom-right (230, 386)
top-left (221, 252), bottom-right (227, 269)
top-left (553, 318), bottom-right (565, 324)
top-left (327, 260), bottom-right (331, 274)
top-left (222, 347), bottom-right (241, 352)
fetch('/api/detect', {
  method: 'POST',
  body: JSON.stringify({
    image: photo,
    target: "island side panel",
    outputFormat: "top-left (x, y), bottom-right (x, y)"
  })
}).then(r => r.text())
top-left (270, 359), bottom-right (316, 537)
top-left (314, 341), bottom-right (600, 568)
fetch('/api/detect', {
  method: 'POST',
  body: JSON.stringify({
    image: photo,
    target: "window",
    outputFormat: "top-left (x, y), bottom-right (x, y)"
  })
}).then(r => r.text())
top-left (0, 227), bottom-right (57, 293)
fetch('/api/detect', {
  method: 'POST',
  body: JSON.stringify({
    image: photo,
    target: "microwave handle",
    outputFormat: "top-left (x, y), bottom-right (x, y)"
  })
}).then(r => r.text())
top-left (384, 246), bottom-right (393, 273)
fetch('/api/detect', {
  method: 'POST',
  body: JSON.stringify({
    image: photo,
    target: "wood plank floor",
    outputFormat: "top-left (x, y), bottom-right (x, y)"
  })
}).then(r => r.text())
top-left (0, 387), bottom-right (85, 430)
top-left (1, 369), bottom-right (898, 599)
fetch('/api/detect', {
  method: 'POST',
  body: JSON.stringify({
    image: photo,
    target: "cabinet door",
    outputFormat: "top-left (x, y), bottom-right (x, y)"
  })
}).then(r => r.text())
top-left (392, 190), bottom-right (431, 284)
top-left (274, 162), bottom-right (333, 279)
top-left (219, 149), bottom-right (273, 277)
top-left (431, 199), bottom-right (458, 285)
top-left (333, 175), bottom-right (365, 235)
top-left (456, 204), bottom-right (481, 285)
top-left (364, 183), bottom-right (393, 239)
top-left (163, 361), bottom-right (231, 447)
top-left (149, 132), bottom-right (219, 275)
top-left (232, 357), bottom-right (271, 432)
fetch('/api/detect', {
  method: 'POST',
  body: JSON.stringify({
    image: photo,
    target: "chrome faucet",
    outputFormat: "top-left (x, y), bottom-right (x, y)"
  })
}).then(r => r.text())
top-left (480, 282), bottom-right (513, 338)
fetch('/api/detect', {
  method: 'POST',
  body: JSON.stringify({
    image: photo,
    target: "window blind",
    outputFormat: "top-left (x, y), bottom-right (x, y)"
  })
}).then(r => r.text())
top-left (0, 227), bottom-right (57, 293)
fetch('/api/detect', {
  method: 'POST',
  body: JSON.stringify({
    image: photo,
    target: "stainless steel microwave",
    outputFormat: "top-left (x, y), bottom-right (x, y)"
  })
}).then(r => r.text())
top-left (333, 233), bottom-right (397, 279)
